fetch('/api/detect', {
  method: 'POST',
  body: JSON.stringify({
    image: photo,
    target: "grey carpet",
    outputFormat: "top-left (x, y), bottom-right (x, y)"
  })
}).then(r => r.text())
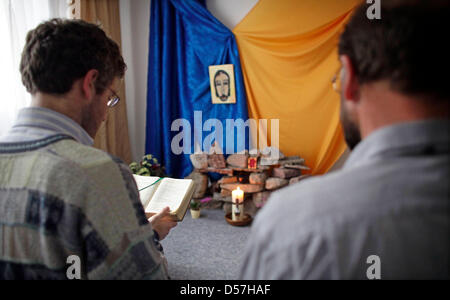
top-left (161, 208), bottom-right (251, 280)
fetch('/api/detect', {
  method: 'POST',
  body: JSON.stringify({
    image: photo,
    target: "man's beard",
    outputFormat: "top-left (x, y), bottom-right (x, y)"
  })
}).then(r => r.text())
top-left (340, 100), bottom-right (361, 151)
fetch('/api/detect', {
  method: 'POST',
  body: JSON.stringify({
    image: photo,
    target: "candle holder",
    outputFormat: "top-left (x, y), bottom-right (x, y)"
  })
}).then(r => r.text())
top-left (226, 187), bottom-right (253, 226)
top-left (225, 212), bottom-right (252, 227)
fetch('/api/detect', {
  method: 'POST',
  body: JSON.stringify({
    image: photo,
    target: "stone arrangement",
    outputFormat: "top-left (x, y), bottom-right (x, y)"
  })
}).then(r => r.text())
top-left (186, 147), bottom-right (312, 217)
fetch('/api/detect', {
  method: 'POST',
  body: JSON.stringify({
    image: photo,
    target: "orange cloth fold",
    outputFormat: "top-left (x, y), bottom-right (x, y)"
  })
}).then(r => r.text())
top-left (233, 0), bottom-right (360, 174)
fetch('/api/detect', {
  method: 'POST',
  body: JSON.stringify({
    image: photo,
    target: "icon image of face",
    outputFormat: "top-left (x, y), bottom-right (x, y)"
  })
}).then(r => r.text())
top-left (214, 70), bottom-right (230, 102)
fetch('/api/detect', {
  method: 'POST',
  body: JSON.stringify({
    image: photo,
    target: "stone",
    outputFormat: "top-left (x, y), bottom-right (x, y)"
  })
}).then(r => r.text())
top-left (260, 146), bottom-right (285, 159)
top-left (202, 199), bottom-right (223, 210)
top-left (272, 167), bottom-right (301, 179)
top-left (265, 177), bottom-right (289, 190)
top-left (229, 166), bottom-right (268, 172)
top-left (220, 183), bottom-right (264, 194)
top-left (248, 148), bottom-right (261, 157)
top-left (185, 171), bottom-right (208, 199)
top-left (209, 141), bottom-right (223, 154)
top-left (244, 198), bottom-right (258, 217)
top-left (259, 157), bottom-right (279, 166)
top-left (208, 154), bottom-right (226, 169)
top-left (213, 192), bottom-right (232, 203)
top-left (222, 196), bottom-right (233, 203)
top-left (284, 164), bottom-right (310, 171)
top-left (190, 153), bottom-right (208, 169)
top-left (218, 176), bottom-right (238, 184)
top-left (199, 168), bottom-right (233, 175)
top-left (221, 188), bottom-right (232, 197)
top-left (249, 172), bottom-right (268, 185)
top-left (279, 156), bottom-right (306, 166)
top-left (209, 181), bottom-right (220, 194)
top-left (252, 191), bottom-right (271, 208)
top-left (226, 154), bottom-right (249, 168)
top-left (289, 175), bottom-right (311, 185)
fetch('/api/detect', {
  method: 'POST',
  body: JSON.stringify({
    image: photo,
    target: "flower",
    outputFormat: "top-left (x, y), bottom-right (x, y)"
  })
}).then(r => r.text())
top-left (129, 154), bottom-right (168, 177)
top-left (200, 197), bottom-right (212, 204)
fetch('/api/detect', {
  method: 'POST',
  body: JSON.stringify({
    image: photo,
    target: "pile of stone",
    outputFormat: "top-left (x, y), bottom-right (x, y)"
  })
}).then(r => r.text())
top-left (186, 146), bottom-right (311, 217)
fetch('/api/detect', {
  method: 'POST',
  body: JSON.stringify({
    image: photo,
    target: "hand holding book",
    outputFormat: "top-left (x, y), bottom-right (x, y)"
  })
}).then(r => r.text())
top-left (148, 206), bottom-right (178, 240)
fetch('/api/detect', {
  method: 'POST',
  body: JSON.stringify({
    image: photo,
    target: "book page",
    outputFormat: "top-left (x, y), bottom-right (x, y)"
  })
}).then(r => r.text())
top-left (146, 178), bottom-right (193, 214)
top-left (133, 175), bottom-right (162, 208)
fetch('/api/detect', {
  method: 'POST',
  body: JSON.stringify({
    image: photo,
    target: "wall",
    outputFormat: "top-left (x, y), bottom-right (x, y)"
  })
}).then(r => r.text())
top-left (119, 0), bottom-right (151, 162)
top-left (206, 0), bottom-right (259, 30)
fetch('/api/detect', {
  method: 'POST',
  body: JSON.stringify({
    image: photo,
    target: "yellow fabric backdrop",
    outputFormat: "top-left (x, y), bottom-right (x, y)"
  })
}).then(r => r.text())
top-left (233, 0), bottom-right (360, 174)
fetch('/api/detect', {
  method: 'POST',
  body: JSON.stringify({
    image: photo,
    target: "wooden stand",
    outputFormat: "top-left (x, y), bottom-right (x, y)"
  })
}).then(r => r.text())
top-left (225, 213), bottom-right (253, 227)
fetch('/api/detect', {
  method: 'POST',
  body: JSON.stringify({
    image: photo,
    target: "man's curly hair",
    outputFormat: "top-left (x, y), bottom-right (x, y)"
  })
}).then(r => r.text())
top-left (20, 18), bottom-right (126, 95)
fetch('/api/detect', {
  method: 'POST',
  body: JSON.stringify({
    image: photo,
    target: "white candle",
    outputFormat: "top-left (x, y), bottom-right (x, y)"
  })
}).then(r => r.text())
top-left (232, 187), bottom-right (245, 221)
top-left (232, 187), bottom-right (244, 204)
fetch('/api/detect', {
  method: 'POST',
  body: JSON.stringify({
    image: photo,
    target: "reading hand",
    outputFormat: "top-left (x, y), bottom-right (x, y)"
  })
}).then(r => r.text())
top-left (149, 206), bottom-right (177, 241)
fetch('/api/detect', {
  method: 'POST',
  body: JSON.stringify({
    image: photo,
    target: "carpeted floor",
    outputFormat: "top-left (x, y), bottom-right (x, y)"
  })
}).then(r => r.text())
top-left (161, 208), bottom-right (251, 280)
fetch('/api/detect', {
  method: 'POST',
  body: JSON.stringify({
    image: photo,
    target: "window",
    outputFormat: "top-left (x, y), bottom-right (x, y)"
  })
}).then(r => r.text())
top-left (0, 0), bottom-right (67, 137)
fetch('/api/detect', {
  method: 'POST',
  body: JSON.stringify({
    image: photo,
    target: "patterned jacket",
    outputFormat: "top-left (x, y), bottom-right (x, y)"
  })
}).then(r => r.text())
top-left (0, 135), bottom-right (169, 279)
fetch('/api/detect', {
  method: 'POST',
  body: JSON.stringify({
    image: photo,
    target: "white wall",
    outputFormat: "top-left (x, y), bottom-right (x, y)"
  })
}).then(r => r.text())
top-left (119, 0), bottom-right (258, 162)
top-left (206, 0), bottom-right (259, 30)
top-left (119, 0), bottom-right (151, 162)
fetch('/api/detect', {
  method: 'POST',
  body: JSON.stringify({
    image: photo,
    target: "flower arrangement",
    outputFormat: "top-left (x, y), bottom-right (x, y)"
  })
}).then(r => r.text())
top-left (129, 154), bottom-right (168, 177)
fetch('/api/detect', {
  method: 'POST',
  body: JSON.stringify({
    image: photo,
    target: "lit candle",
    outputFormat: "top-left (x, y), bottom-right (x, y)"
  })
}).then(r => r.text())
top-left (232, 187), bottom-right (245, 221)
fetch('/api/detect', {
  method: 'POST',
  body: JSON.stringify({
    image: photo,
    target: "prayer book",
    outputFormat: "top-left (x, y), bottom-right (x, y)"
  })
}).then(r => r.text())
top-left (133, 175), bottom-right (195, 222)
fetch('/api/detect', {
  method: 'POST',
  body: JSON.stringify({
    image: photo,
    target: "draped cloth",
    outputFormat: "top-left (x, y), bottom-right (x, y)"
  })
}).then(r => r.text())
top-left (78, 0), bottom-right (132, 164)
top-left (233, 0), bottom-right (360, 174)
top-left (146, 0), bottom-right (249, 178)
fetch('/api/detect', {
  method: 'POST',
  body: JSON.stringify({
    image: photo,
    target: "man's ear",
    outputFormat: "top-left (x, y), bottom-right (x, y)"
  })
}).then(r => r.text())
top-left (82, 69), bottom-right (99, 101)
top-left (340, 55), bottom-right (360, 103)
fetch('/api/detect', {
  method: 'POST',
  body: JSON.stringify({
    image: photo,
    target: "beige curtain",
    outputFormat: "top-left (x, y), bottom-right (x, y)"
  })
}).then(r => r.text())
top-left (69, 0), bottom-right (132, 164)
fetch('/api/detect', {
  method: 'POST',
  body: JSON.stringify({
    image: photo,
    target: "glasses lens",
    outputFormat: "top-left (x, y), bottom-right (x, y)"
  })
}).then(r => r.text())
top-left (108, 97), bottom-right (119, 107)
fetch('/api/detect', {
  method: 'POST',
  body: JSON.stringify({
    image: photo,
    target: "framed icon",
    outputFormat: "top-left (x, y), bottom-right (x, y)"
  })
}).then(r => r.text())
top-left (209, 64), bottom-right (236, 104)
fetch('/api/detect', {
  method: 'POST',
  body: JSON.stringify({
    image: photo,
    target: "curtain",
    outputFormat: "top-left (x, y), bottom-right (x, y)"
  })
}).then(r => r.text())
top-left (233, 0), bottom-right (360, 174)
top-left (146, 0), bottom-right (249, 178)
top-left (0, 0), bottom-right (67, 137)
top-left (76, 0), bottom-right (132, 164)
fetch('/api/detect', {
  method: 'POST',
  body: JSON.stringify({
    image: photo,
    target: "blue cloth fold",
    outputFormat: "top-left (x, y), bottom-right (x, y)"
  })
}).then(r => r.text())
top-left (146, 0), bottom-right (249, 178)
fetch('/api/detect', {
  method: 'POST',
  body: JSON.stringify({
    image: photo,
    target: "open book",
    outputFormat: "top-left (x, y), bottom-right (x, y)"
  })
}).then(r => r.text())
top-left (133, 175), bottom-right (195, 222)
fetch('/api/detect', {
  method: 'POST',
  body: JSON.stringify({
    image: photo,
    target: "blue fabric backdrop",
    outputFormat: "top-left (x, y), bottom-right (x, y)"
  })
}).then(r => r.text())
top-left (146, 0), bottom-right (249, 178)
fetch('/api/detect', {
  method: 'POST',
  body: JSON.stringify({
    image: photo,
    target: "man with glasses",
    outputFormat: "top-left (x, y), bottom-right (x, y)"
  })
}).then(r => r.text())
top-left (0, 19), bottom-right (176, 279)
top-left (240, 0), bottom-right (449, 279)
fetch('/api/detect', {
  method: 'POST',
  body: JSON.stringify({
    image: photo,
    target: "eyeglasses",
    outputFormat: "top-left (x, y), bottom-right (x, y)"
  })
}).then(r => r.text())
top-left (331, 68), bottom-right (342, 93)
top-left (106, 88), bottom-right (120, 108)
